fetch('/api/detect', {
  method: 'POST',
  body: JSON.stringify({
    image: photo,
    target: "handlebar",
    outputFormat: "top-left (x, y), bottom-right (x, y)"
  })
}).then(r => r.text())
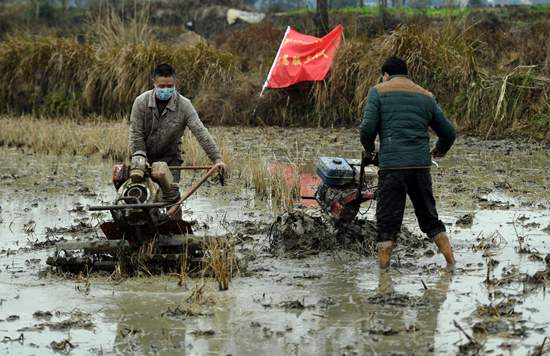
top-left (362, 152), bottom-right (379, 167)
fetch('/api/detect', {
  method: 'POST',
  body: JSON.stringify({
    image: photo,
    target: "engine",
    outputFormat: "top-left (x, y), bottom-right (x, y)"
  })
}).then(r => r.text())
top-left (315, 156), bottom-right (377, 223)
top-left (109, 156), bottom-right (173, 227)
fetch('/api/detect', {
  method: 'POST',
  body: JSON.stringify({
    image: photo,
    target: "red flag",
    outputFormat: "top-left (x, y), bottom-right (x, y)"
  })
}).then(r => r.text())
top-left (262, 25), bottom-right (343, 93)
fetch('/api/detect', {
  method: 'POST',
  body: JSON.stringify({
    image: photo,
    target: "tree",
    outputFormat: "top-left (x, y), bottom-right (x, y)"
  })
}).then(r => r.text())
top-left (315, 0), bottom-right (329, 37)
top-left (60, 0), bottom-right (68, 12)
top-left (409, 0), bottom-right (431, 8)
top-left (468, 0), bottom-right (484, 7)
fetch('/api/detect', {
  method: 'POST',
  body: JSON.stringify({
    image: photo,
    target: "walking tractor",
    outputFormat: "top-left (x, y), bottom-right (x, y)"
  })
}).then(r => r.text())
top-left (46, 158), bottom-right (224, 275)
top-left (305, 153), bottom-right (379, 223)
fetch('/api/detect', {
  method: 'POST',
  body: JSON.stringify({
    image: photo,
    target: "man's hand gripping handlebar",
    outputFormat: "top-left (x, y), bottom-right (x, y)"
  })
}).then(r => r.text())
top-left (166, 161), bottom-right (226, 219)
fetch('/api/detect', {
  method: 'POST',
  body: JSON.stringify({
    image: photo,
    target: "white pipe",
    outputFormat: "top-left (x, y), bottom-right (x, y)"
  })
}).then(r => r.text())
top-left (260, 25), bottom-right (291, 98)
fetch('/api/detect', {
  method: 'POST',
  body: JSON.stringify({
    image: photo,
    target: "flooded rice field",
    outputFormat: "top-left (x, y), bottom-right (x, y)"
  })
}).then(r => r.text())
top-left (1, 128), bottom-right (550, 355)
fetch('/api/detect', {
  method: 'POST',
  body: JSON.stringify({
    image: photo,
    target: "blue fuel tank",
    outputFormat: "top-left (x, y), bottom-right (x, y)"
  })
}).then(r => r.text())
top-left (316, 157), bottom-right (355, 187)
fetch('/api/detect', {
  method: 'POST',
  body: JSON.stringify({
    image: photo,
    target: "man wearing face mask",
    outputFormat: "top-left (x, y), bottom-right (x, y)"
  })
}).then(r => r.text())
top-left (129, 63), bottom-right (225, 217)
top-left (359, 56), bottom-right (456, 269)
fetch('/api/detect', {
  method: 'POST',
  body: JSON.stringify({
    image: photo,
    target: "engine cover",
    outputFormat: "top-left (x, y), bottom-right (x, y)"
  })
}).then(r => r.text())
top-left (316, 157), bottom-right (355, 187)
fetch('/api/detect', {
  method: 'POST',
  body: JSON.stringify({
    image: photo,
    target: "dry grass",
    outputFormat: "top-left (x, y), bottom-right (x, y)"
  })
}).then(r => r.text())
top-left (0, 35), bottom-right (93, 115)
top-left (82, 41), bottom-right (235, 116)
top-left (0, 115), bottom-right (129, 160)
top-left (0, 115), bottom-right (236, 169)
top-left (0, 4), bottom-right (549, 136)
top-left (86, 8), bottom-right (154, 49)
top-left (0, 115), bottom-right (302, 209)
top-left (239, 156), bottom-right (302, 210)
top-left (460, 66), bottom-right (550, 138)
top-left (0, 28), bottom-right (236, 117)
top-left (268, 164), bottom-right (302, 211)
top-left (213, 21), bottom-right (547, 137)
top-left (202, 237), bottom-right (236, 291)
top-left (0, 12), bottom-right (548, 138)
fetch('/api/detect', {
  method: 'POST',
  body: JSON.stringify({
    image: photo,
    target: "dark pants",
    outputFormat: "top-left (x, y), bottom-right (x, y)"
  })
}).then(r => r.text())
top-left (376, 168), bottom-right (446, 242)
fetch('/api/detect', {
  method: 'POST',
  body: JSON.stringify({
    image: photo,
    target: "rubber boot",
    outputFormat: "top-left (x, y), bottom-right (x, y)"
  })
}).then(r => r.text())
top-left (377, 241), bottom-right (394, 270)
top-left (433, 232), bottom-right (456, 266)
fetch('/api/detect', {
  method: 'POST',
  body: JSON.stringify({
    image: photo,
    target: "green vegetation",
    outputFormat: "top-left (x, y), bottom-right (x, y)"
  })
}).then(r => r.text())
top-left (289, 4), bottom-right (550, 18)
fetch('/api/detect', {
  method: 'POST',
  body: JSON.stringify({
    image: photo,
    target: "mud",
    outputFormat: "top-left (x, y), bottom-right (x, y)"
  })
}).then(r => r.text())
top-left (268, 208), bottom-right (426, 258)
top-left (17, 309), bottom-right (94, 332)
top-left (1, 131), bottom-right (550, 355)
top-left (456, 213), bottom-right (475, 227)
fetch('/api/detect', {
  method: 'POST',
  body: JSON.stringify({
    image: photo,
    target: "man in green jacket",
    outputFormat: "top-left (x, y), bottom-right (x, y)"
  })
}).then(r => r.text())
top-left (360, 57), bottom-right (456, 269)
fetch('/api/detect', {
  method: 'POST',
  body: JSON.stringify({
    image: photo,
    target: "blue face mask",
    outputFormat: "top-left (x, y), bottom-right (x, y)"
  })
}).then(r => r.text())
top-left (155, 87), bottom-right (175, 101)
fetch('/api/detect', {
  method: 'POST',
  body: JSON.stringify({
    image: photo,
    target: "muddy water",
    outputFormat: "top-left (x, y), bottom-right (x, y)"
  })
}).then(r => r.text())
top-left (1, 130), bottom-right (550, 355)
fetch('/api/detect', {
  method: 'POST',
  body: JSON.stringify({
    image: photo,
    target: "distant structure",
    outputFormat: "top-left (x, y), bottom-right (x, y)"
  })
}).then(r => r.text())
top-left (252, 0), bottom-right (550, 9)
top-left (11, 0), bottom-right (550, 13)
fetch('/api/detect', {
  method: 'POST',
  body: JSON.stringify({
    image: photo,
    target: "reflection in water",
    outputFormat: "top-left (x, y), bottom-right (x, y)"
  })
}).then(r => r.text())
top-left (376, 269), bottom-right (453, 354)
top-left (351, 269), bottom-right (455, 355)
top-left (110, 291), bottom-right (190, 354)
top-left (103, 263), bottom-right (454, 355)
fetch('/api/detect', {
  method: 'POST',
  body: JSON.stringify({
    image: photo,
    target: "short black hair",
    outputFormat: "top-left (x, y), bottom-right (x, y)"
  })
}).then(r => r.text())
top-left (153, 63), bottom-right (176, 78)
top-left (381, 56), bottom-right (408, 76)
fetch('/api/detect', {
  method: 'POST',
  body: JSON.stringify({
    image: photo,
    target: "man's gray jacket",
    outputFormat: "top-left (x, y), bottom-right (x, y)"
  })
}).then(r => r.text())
top-left (129, 89), bottom-right (221, 163)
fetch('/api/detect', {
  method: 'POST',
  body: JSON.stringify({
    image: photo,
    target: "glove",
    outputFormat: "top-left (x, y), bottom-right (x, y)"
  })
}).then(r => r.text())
top-left (130, 151), bottom-right (147, 182)
top-left (363, 151), bottom-right (379, 166)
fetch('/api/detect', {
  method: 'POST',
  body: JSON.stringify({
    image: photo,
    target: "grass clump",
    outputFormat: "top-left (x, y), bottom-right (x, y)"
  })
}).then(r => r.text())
top-left (203, 237), bottom-right (237, 291)
top-left (460, 67), bottom-right (550, 139)
top-left (84, 41), bottom-right (236, 115)
top-left (0, 31), bottom-right (236, 117)
top-left (0, 36), bottom-right (93, 116)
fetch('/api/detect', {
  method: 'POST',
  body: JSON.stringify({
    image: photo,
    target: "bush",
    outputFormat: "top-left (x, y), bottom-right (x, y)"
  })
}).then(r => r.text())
top-left (0, 7), bottom-right (548, 140)
top-left (0, 36), bottom-right (92, 115)
top-left (0, 36), bottom-right (236, 116)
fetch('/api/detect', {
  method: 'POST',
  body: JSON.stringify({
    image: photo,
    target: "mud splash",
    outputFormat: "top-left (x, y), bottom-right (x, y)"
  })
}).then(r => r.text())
top-left (268, 208), bottom-right (427, 258)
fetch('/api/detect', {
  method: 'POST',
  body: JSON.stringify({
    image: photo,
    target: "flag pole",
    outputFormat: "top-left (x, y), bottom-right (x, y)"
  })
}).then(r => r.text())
top-left (260, 26), bottom-right (291, 98)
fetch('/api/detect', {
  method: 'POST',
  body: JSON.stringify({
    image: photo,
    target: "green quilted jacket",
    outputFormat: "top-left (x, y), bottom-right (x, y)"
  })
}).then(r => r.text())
top-left (359, 75), bottom-right (456, 169)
